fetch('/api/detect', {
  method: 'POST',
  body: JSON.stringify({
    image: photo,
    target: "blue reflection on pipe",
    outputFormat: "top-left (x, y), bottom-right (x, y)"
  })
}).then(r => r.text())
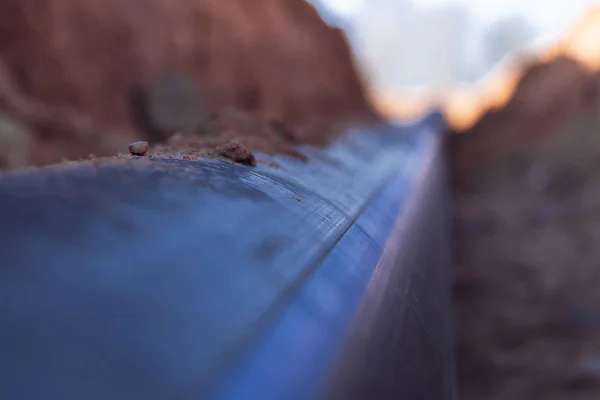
top-left (214, 159), bottom-right (425, 399)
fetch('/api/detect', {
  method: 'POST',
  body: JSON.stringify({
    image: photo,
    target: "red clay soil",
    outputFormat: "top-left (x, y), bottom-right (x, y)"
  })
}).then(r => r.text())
top-left (147, 109), bottom-right (366, 163)
top-left (450, 57), bottom-right (600, 399)
top-left (0, 0), bottom-right (377, 169)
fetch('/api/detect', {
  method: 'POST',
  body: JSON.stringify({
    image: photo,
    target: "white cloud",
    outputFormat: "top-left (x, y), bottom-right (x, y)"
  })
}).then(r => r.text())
top-left (319, 0), bottom-right (364, 17)
top-left (319, 0), bottom-right (597, 92)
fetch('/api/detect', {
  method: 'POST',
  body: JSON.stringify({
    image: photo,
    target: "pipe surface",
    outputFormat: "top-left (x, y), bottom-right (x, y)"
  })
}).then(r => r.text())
top-left (0, 112), bottom-right (454, 399)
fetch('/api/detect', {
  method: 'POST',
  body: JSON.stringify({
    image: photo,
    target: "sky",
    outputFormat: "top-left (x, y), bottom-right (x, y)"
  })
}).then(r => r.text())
top-left (316, 0), bottom-right (598, 92)
top-left (322, 0), bottom-right (594, 32)
top-left (419, 0), bottom-right (595, 45)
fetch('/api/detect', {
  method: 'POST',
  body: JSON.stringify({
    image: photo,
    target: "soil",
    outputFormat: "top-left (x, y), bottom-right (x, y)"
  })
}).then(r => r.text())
top-left (450, 56), bottom-right (600, 399)
top-left (0, 0), bottom-right (377, 170)
top-left (146, 109), bottom-right (368, 164)
top-left (217, 142), bottom-right (256, 166)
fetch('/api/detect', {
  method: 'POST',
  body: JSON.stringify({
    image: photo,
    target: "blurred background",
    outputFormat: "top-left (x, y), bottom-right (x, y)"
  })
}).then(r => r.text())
top-left (315, 2), bottom-right (600, 399)
top-left (312, 0), bottom-right (600, 128)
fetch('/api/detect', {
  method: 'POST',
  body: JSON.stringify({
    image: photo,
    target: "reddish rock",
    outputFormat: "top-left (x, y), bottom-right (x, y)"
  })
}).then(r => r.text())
top-left (449, 56), bottom-right (597, 191)
top-left (0, 0), bottom-right (377, 168)
top-left (127, 141), bottom-right (149, 156)
top-left (450, 56), bottom-right (600, 400)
